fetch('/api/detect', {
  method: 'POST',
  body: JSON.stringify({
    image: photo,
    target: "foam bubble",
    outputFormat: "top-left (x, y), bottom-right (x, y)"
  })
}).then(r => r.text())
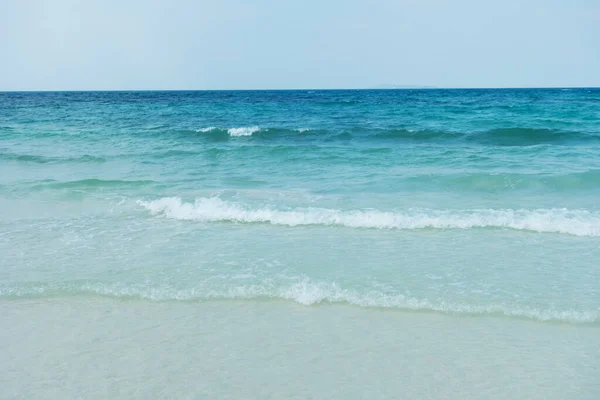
top-left (138, 197), bottom-right (600, 237)
top-left (227, 126), bottom-right (260, 136)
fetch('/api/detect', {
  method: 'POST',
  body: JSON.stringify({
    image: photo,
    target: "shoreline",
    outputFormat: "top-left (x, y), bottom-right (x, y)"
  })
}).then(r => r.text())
top-left (0, 294), bottom-right (597, 326)
top-left (1, 298), bottom-right (598, 399)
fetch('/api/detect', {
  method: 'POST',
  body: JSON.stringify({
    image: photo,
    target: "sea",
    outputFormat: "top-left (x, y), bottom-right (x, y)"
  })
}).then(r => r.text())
top-left (1, 89), bottom-right (599, 399)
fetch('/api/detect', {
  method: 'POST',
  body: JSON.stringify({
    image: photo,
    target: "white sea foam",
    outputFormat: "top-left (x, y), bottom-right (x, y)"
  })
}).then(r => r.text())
top-left (196, 126), bottom-right (261, 136)
top-left (138, 197), bottom-right (600, 237)
top-left (1, 280), bottom-right (596, 323)
top-left (227, 126), bottom-right (261, 136)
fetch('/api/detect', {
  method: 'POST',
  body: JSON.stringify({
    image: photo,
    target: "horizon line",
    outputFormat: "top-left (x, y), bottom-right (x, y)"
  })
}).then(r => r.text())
top-left (1, 86), bottom-right (599, 93)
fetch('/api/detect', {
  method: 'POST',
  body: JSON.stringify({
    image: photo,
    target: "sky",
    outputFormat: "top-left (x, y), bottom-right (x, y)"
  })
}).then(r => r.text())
top-left (1, 0), bottom-right (599, 90)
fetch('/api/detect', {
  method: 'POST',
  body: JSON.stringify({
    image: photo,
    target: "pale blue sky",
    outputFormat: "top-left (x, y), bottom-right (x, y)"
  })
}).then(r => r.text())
top-left (1, 0), bottom-right (599, 90)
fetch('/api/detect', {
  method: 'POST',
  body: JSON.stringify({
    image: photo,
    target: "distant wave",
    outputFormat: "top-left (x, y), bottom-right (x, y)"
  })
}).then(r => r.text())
top-left (407, 170), bottom-right (600, 191)
top-left (316, 99), bottom-right (364, 105)
top-left (138, 197), bottom-right (600, 236)
top-left (35, 178), bottom-right (156, 189)
top-left (196, 126), bottom-right (261, 137)
top-left (191, 126), bottom-right (599, 145)
top-left (469, 128), bottom-right (595, 146)
top-left (1, 280), bottom-right (596, 324)
top-left (227, 126), bottom-right (261, 136)
top-left (196, 126), bottom-right (217, 133)
top-left (372, 128), bottom-right (455, 141)
top-left (11, 171), bottom-right (600, 193)
top-left (195, 126), bottom-right (318, 139)
top-left (0, 152), bottom-right (106, 164)
top-left (375, 127), bottom-right (598, 146)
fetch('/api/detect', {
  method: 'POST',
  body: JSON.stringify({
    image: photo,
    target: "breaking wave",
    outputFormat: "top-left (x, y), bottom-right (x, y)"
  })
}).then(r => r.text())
top-left (138, 197), bottom-right (600, 236)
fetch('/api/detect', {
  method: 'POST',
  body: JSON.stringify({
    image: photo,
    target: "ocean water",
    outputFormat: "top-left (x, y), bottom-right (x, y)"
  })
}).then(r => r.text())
top-left (1, 89), bottom-right (599, 398)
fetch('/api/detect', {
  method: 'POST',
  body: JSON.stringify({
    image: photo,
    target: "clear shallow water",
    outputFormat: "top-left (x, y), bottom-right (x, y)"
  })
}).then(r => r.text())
top-left (1, 89), bottom-right (600, 324)
top-left (2, 299), bottom-right (598, 400)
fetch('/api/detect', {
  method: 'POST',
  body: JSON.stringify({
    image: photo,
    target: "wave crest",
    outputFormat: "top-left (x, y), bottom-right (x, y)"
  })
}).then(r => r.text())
top-left (196, 126), bottom-right (261, 136)
top-left (138, 197), bottom-right (600, 236)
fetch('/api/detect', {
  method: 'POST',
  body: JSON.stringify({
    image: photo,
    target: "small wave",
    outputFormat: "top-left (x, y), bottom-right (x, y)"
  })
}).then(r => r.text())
top-left (138, 197), bottom-right (600, 236)
top-left (468, 128), bottom-right (597, 146)
top-left (194, 126), bottom-right (322, 140)
top-left (1, 280), bottom-right (596, 324)
top-left (37, 178), bottom-right (156, 189)
top-left (372, 128), bottom-right (460, 141)
top-left (196, 127), bottom-right (217, 132)
top-left (372, 127), bottom-right (599, 145)
top-left (196, 126), bottom-right (262, 137)
top-left (409, 170), bottom-right (600, 191)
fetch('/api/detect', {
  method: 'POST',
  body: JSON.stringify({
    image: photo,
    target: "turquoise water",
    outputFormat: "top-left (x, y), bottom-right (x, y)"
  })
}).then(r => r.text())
top-left (1, 89), bottom-right (600, 322)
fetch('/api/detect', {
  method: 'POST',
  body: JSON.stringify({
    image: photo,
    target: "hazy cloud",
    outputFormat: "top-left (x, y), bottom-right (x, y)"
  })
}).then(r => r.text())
top-left (1, 0), bottom-right (598, 90)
